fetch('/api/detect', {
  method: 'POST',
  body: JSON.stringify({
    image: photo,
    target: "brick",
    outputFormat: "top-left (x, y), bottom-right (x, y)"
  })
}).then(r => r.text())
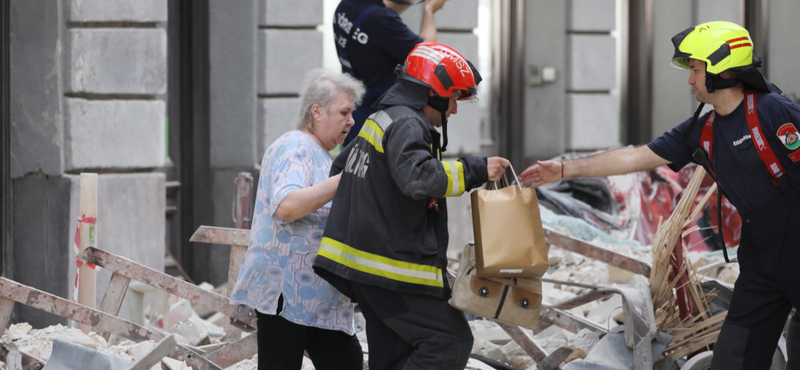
top-left (567, 35), bottom-right (616, 91)
top-left (259, 30), bottom-right (323, 95)
top-left (66, 99), bottom-right (165, 170)
top-left (68, 0), bottom-right (167, 23)
top-left (69, 29), bottom-right (167, 94)
top-left (259, 98), bottom-right (301, 158)
top-left (435, 0), bottom-right (478, 31)
top-left (566, 94), bottom-right (620, 150)
top-left (568, 0), bottom-right (615, 32)
top-left (260, 0), bottom-right (323, 27)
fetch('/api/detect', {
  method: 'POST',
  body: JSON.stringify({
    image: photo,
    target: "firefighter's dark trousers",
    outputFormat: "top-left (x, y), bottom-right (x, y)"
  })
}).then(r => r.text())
top-left (352, 282), bottom-right (473, 370)
top-left (711, 190), bottom-right (800, 369)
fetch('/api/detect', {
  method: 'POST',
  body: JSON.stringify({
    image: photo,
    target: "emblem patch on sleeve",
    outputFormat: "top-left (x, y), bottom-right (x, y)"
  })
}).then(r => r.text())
top-left (777, 123), bottom-right (800, 150)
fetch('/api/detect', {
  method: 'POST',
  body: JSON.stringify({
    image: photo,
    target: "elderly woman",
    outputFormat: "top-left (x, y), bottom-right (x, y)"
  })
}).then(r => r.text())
top-left (230, 68), bottom-right (365, 370)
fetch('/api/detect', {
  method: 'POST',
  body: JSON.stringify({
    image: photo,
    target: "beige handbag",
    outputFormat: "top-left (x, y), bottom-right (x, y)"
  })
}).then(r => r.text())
top-left (448, 243), bottom-right (543, 330)
top-left (470, 165), bottom-right (549, 278)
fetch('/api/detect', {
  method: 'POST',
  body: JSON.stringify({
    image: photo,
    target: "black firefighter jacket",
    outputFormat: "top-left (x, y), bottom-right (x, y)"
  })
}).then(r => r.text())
top-left (313, 103), bottom-right (489, 300)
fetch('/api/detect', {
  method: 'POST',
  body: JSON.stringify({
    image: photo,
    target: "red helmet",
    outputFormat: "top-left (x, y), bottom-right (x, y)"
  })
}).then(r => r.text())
top-left (398, 42), bottom-right (480, 101)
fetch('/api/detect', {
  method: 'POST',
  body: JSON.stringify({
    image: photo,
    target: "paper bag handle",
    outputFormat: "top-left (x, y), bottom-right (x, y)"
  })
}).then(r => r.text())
top-left (491, 164), bottom-right (523, 191)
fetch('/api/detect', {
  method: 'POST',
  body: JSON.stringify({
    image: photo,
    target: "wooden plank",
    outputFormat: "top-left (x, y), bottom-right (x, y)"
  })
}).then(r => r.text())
top-left (0, 277), bottom-right (160, 342)
top-left (540, 308), bottom-right (607, 335)
top-left (0, 297), bottom-right (14, 337)
top-left (536, 346), bottom-right (575, 370)
top-left (544, 227), bottom-right (651, 277)
top-left (189, 226), bottom-right (249, 246)
top-left (171, 345), bottom-right (223, 370)
top-left (223, 244), bottom-right (247, 340)
top-left (0, 343), bottom-right (44, 370)
top-left (78, 247), bottom-right (257, 330)
top-left (226, 244), bottom-right (247, 299)
top-left (496, 322), bottom-right (548, 362)
top-left (3, 342), bottom-right (22, 370)
top-left (96, 272), bottom-right (131, 340)
top-left (203, 333), bottom-right (257, 368)
top-left (128, 334), bottom-right (177, 370)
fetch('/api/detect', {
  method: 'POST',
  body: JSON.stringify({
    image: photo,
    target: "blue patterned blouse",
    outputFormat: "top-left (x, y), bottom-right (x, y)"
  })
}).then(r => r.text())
top-left (230, 130), bottom-right (356, 335)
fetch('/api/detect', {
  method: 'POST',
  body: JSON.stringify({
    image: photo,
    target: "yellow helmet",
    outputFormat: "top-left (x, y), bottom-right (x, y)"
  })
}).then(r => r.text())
top-left (670, 21), bottom-right (754, 75)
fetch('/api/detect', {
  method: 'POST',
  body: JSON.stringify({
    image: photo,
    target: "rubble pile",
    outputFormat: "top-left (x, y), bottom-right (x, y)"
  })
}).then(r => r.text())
top-left (0, 199), bottom-right (743, 369)
top-left (1, 323), bottom-right (156, 369)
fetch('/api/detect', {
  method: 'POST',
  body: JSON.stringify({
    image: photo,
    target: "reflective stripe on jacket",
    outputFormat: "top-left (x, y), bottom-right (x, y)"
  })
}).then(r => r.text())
top-left (313, 105), bottom-right (488, 298)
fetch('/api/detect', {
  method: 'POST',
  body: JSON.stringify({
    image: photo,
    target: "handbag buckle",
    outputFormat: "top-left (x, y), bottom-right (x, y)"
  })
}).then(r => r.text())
top-left (520, 298), bottom-right (530, 308)
top-left (479, 287), bottom-right (490, 297)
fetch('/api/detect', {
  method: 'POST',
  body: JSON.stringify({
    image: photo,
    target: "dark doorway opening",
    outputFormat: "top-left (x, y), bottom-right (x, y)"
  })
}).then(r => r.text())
top-left (164, 0), bottom-right (212, 282)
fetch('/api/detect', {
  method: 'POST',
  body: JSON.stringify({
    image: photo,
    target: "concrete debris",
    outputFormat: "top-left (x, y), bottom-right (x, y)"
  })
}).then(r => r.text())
top-left (508, 355), bottom-right (536, 370)
top-left (624, 275), bottom-right (657, 341)
top-left (533, 324), bottom-right (572, 354)
top-left (0, 323), bottom-right (168, 370)
top-left (567, 329), bottom-right (600, 355)
top-left (168, 321), bottom-right (211, 347)
top-left (160, 298), bottom-right (194, 330)
top-left (465, 358), bottom-right (501, 370)
top-left (126, 339), bottom-right (156, 361)
top-left (6, 322), bottom-right (32, 341)
top-left (562, 326), bottom-right (673, 370)
top-left (471, 337), bottom-right (509, 365)
top-left (161, 356), bottom-right (193, 370)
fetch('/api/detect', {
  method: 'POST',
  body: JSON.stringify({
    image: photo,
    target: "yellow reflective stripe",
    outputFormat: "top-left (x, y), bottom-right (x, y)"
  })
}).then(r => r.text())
top-left (358, 119), bottom-right (384, 153)
top-left (442, 161), bottom-right (466, 197)
top-left (318, 237), bottom-right (444, 288)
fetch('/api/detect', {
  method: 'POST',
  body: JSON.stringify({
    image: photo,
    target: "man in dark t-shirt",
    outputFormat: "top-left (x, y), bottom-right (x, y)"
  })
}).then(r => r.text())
top-left (333, 0), bottom-right (447, 146)
top-left (521, 21), bottom-right (800, 369)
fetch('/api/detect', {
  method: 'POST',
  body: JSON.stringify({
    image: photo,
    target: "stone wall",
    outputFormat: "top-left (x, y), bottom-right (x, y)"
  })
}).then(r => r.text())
top-left (9, 0), bottom-right (167, 326)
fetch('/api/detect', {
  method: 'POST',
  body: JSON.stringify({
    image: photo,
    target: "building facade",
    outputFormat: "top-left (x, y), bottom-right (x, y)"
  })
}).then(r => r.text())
top-left (2, 0), bottom-right (799, 327)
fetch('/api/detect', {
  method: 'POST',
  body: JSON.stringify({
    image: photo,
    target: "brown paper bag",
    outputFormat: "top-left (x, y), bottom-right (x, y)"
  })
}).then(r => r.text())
top-left (470, 166), bottom-right (549, 278)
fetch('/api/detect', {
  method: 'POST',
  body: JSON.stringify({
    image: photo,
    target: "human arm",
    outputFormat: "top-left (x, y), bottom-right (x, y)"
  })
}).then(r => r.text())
top-left (487, 156), bottom-right (510, 181)
top-left (519, 145), bottom-right (670, 188)
top-left (275, 174), bottom-right (341, 221)
top-left (418, 0), bottom-right (448, 42)
top-left (385, 115), bottom-right (508, 198)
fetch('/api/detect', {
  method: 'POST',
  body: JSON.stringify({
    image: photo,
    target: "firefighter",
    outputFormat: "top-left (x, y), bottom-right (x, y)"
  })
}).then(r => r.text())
top-left (521, 21), bottom-right (800, 369)
top-left (314, 42), bottom-right (510, 370)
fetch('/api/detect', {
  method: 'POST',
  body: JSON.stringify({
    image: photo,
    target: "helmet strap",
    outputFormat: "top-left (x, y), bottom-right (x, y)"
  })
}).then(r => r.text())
top-left (427, 95), bottom-right (450, 152)
top-left (705, 72), bottom-right (740, 94)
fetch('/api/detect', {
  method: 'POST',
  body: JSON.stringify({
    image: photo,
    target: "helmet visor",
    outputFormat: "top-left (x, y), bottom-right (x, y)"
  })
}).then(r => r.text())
top-left (670, 26), bottom-right (694, 70)
top-left (453, 89), bottom-right (478, 102)
top-left (670, 58), bottom-right (691, 70)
